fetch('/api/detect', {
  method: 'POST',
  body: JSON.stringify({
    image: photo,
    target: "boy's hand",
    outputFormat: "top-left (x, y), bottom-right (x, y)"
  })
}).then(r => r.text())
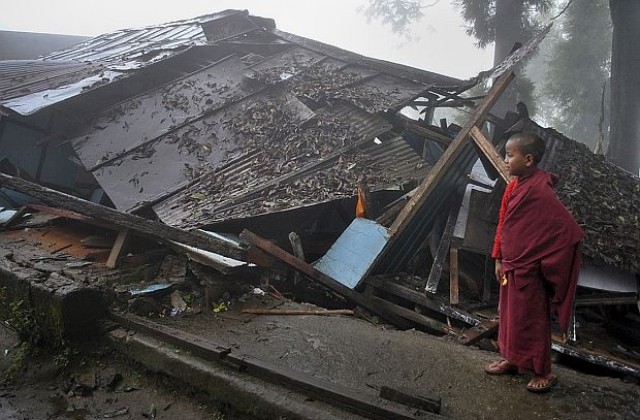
top-left (494, 259), bottom-right (503, 284)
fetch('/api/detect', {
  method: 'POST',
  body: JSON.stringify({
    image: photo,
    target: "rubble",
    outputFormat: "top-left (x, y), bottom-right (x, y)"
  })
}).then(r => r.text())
top-left (0, 9), bottom-right (638, 419)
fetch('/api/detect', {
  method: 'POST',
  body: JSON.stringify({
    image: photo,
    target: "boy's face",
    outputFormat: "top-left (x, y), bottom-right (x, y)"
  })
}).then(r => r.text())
top-left (504, 139), bottom-right (534, 176)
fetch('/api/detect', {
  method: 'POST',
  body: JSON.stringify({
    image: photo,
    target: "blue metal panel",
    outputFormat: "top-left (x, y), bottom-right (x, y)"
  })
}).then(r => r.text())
top-left (313, 218), bottom-right (390, 289)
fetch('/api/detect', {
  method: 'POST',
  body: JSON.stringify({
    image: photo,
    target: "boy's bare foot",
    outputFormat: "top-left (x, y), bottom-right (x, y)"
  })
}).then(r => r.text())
top-left (526, 374), bottom-right (557, 393)
top-left (484, 359), bottom-right (517, 375)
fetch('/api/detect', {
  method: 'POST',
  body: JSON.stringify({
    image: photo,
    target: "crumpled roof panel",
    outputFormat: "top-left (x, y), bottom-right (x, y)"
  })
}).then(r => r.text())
top-left (71, 54), bottom-right (254, 171)
top-left (152, 103), bottom-right (430, 229)
top-left (0, 60), bottom-right (102, 100)
top-left (90, 89), bottom-right (314, 213)
top-left (3, 9), bottom-right (471, 229)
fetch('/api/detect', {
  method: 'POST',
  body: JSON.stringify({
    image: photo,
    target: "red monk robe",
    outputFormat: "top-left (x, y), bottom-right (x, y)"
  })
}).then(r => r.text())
top-left (492, 168), bottom-right (584, 376)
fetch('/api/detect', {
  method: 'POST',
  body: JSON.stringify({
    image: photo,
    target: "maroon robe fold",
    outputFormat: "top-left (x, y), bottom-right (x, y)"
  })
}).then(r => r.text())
top-left (496, 168), bottom-right (584, 376)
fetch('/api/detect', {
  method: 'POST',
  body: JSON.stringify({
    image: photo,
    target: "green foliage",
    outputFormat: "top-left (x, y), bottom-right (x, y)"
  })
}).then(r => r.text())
top-left (0, 289), bottom-right (70, 381)
top-left (455, 0), bottom-right (495, 48)
top-left (5, 298), bottom-right (42, 348)
top-left (358, 0), bottom-right (424, 36)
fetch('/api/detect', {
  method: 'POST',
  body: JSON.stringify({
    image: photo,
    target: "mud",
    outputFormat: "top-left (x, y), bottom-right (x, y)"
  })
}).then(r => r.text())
top-left (0, 327), bottom-right (251, 420)
top-left (151, 298), bottom-right (640, 420)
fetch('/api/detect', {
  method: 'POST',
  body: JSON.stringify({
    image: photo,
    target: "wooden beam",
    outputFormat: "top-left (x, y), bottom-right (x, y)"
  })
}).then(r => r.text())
top-left (469, 126), bottom-right (511, 183)
top-left (425, 205), bottom-right (459, 294)
top-left (241, 308), bottom-right (354, 316)
top-left (110, 312), bottom-right (441, 420)
top-left (374, 192), bottom-right (413, 226)
top-left (0, 172), bottom-right (246, 259)
top-left (106, 228), bottom-right (130, 268)
top-left (368, 295), bottom-right (454, 335)
top-left (239, 229), bottom-right (409, 328)
top-left (288, 231), bottom-right (305, 285)
top-left (388, 70), bottom-right (515, 236)
top-left (458, 320), bottom-right (499, 346)
top-left (449, 247), bottom-right (459, 306)
top-left (364, 277), bottom-right (481, 327)
top-left (395, 114), bottom-right (453, 146)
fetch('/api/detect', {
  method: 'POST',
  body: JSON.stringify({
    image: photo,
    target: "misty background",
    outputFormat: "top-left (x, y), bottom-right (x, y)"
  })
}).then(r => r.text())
top-left (0, 1), bottom-right (619, 159)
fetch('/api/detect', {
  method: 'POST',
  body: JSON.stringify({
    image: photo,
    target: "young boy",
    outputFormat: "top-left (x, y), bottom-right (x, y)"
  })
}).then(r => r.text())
top-left (485, 132), bottom-right (584, 393)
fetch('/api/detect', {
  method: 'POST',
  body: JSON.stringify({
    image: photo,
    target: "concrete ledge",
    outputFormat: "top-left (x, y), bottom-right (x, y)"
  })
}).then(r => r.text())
top-left (107, 328), bottom-right (365, 420)
top-left (0, 257), bottom-right (105, 344)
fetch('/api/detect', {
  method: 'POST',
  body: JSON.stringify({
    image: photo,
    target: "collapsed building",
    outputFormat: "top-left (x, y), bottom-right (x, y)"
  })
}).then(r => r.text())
top-left (0, 9), bottom-right (638, 415)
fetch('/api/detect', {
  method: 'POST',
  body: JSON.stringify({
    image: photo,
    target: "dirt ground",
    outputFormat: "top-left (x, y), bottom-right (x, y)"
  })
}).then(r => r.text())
top-left (1, 297), bottom-right (640, 420)
top-left (0, 326), bottom-right (254, 420)
top-left (151, 298), bottom-right (640, 420)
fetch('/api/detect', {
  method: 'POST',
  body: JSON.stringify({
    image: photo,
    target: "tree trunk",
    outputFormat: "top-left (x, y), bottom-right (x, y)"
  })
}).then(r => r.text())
top-left (608, 0), bottom-right (640, 175)
top-left (490, 0), bottom-right (525, 121)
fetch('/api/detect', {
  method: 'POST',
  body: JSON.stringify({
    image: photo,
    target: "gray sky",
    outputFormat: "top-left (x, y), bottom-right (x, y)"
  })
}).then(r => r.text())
top-left (1, 0), bottom-right (493, 79)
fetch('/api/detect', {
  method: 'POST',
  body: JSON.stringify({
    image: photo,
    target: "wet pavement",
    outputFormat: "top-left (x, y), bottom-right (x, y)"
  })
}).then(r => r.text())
top-left (147, 298), bottom-right (640, 420)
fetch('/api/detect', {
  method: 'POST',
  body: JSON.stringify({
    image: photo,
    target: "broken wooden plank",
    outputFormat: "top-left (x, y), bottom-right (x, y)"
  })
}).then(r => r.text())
top-left (449, 247), bottom-right (459, 306)
top-left (575, 292), bottom-right (638, 307)
top-left (379, 386), bottom-right (441, 414)
top-left (241, 308), bottom-right (354, 316)
top-left (365, 277), bottom-right (481, 327)
top-left (1, 205), bottom-right (28, 227)
top-left (106, 228), bottom-right (130, 268)
top-left (399, 117), bottom-right (454, 147)
top-left (551, 340), bottom-right (640, 379)
top-left (368, 295), bottom-right (455, 335)
top-left (469, 126), bottom-right (510, 183)
top-left (110, 312), bottom-right (440, 420)
top-left (388, 70), bottom-right (515, 236)
top-left (109, 312), bottom-right (232, 359)
top-left (458, 320), bottom-right (499, 346)
top-left (288, 231), bottom-right (305, 285)
top-left (375, 192), bottom-right (413, 226)
top-left (0, 173), bottom-right (246, 259)
top-left (239, 229), bottom-right (408, 328)
top-left (425, 204), bottom-right (460, 294)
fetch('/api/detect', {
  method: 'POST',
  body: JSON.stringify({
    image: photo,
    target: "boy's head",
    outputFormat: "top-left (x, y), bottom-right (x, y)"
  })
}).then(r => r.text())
top-left (504, 132), bottom-right (545, 177)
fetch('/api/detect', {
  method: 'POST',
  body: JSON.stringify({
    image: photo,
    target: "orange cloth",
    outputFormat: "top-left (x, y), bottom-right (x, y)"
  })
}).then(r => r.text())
top-left (355, 184), bottom-right (367, 218)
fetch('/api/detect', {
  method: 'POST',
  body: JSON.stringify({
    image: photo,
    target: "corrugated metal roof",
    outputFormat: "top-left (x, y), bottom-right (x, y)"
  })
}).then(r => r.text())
top-left (86, 87), bottom-right (314, 213)
top-left (375, 126), bottom-right (477, 274)
top-left (152, 103), bottom-right (429, 229)
top-left (1, 9), bottom-right (464, 117)
top-left (71, 54), bottom-right (256, 172)
top-left (0, 11), bottom-right (254, 115)
top-left (0, 60), bottom-right (103, 101)
top-left (2, 9), bottom-right (472, 233)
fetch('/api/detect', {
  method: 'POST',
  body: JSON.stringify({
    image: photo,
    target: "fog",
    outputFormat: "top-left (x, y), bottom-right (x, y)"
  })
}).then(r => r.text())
top-left (0, 0), bottom-right (493, 79)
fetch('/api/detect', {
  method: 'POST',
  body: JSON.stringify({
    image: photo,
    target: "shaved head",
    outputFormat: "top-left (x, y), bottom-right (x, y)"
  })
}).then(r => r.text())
top-left (508, 132), bottom-right (546, 164)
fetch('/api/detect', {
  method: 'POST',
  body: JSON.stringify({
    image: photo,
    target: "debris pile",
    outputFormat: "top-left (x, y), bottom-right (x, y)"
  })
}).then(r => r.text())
top-left (534, 124), bottom-right (640, 272)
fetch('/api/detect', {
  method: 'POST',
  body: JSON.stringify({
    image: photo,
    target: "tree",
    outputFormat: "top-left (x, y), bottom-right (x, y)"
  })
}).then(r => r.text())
top-left (608, 0), bottom-right (640, 174)
top-left (529, 0), bottom-right (611, 150)
top-left (362, 0), bottom-right (552, 118)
